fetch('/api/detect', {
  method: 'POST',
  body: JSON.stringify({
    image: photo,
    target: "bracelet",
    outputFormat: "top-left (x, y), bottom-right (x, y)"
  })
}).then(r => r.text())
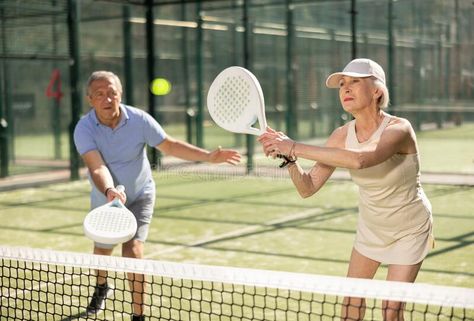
top-left (104, 187), bottom-right (114, 197)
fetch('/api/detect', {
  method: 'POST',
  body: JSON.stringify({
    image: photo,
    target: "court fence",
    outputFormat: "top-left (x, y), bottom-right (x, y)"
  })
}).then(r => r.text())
top-left (0, 0), bottom-right (473, 178)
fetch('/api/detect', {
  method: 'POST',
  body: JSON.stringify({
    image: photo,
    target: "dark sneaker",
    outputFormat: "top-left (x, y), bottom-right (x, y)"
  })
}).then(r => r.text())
top-left (131, 315), bottom-right (145, 321)
top-left (86, 283), bottom-right (113, 314)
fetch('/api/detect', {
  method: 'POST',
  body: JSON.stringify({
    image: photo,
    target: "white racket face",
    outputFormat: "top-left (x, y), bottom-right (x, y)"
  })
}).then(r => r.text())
top-left (207, 66), bottom-right (267, 136)
top-left (83, 202), bottom-right (137, 245)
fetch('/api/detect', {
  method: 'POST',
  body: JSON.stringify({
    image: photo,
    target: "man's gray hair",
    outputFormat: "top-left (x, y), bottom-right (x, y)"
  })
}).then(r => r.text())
top-left (86, 71), bottom-right (123, 96)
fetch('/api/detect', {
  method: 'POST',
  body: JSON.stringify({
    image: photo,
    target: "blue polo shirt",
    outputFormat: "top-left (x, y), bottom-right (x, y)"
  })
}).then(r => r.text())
top-left (73, 104), bottom-right (166, 208)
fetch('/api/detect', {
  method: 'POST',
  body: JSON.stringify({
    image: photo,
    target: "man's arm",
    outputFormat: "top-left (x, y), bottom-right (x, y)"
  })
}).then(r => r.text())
top-left (81, 150), bottom-right (124, 202)
top-left (156, 136), bottom-right (241, 165)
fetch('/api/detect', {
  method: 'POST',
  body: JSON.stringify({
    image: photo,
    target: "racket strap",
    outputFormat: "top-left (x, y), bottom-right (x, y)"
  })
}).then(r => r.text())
top-left (278, 155), bottom-right (297, 168)
top-left (278, 141), bottom-right (297, 168)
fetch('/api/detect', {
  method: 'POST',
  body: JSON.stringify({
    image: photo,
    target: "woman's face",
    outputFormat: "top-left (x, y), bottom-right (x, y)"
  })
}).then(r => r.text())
top-left (338, 76), bottom-right (378, 113)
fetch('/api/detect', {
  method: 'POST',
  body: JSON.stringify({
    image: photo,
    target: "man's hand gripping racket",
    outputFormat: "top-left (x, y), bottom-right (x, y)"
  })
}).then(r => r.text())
top-left (83, 185), bottom-right (137, 245)
top-left (206, 66), bottom-right (294, 167)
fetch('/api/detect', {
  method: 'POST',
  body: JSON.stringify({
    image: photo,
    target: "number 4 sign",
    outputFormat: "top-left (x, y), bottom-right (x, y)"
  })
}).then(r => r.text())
top-left (46, 69), bottom-right (63, 102)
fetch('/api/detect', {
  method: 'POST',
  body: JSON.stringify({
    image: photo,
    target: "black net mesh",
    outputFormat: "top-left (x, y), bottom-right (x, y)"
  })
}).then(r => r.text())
top-left (1, 246), bottom-right (473, 320)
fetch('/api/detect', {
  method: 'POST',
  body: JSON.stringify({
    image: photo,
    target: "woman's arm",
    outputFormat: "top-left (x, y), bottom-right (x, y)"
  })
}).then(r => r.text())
top-left (261, 119), bottom-right (414, 169)
top-left (288, 161), bottom-right (335, 198)
top-left (273, 126), bottom-right (344, 198)
top-left (297, 119), bottom-right (413, 169)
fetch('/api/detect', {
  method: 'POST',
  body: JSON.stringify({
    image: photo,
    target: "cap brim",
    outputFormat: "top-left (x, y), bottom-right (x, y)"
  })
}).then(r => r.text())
top-left (325, 72), bottom-right (374, 88)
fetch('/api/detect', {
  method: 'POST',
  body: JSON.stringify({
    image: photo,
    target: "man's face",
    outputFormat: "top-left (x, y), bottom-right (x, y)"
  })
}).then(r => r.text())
top-left (87, 78), bottom-right (122, 124)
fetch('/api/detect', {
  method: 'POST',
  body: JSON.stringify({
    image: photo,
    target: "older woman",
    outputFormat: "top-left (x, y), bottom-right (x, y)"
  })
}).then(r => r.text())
top-left (259, 58), bottom-right (434, 321)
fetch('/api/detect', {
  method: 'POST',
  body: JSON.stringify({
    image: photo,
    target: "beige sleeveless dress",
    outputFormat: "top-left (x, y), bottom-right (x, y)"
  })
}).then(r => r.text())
top-left (346, 116), bottom-right (434, 265)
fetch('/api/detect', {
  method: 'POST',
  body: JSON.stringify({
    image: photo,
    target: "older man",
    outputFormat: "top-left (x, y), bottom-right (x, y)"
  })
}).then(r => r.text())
top-left (74, 71), bottom-right (240, 321)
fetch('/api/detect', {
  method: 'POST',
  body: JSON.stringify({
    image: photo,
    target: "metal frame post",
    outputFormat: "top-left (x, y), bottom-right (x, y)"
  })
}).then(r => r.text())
top-left (285, 0), bottom-right (297, 139)
top-left (123, 5), bottom-right (134, 106)
top-left (387, 0), bottom-right (395, 109)
top-left (195, 3), bottom-right (204, 148)
top-left (181, 0), bottom-right (192, 144)
top-left (51, 0), bottom-right (62, 160)
top-left (243, 0), bottom-right (255, 174)
top-left (350, 0), bottom-right (357, 59)
top-left (0, 8), bottom-right (9, 177)
top-left (67, 0), bottom-right (81, 180)
top-left (146, 0), bottom-right (160, 167)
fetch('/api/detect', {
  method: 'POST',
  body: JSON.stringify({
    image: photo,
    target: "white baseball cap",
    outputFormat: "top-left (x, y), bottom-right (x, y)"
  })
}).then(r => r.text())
top-left (325, 58), bottom-right (386, 88)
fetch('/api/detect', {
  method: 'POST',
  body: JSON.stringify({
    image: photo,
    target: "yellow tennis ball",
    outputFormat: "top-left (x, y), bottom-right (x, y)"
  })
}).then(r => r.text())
top-left (150, 78), bottom-right (171, 96)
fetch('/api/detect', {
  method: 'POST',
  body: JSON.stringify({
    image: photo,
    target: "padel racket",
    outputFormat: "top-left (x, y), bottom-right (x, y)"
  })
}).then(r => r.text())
top-left (207, 66), bottom-right (267, 136)
top-left (83, 185), bottom-right (137, 245)
top-left (207, 66), bottom-right (292, 167)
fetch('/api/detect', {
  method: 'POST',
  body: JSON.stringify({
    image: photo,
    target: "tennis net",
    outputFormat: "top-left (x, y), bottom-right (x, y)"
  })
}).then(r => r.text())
top-left (1, 246), bottom-right (473, 321)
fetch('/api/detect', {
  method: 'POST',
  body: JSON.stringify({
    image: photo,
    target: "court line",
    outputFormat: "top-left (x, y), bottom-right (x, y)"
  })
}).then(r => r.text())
top-left (144, 207), bottom-right (324, 259)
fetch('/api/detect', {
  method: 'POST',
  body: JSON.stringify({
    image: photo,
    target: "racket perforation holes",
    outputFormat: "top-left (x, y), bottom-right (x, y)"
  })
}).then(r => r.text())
top-left (214, 76), bottom-right (250, 125)
top-left (88, 207), bottom-right (135, 235)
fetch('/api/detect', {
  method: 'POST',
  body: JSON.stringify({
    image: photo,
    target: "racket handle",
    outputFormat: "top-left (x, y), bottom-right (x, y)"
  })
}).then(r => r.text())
top-left (111, 185), bottom-right (126, 207)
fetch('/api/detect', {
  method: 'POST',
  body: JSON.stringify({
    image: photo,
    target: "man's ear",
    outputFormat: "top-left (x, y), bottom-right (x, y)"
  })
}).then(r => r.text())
top-left (86, 94), bottom-right (93, 107)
